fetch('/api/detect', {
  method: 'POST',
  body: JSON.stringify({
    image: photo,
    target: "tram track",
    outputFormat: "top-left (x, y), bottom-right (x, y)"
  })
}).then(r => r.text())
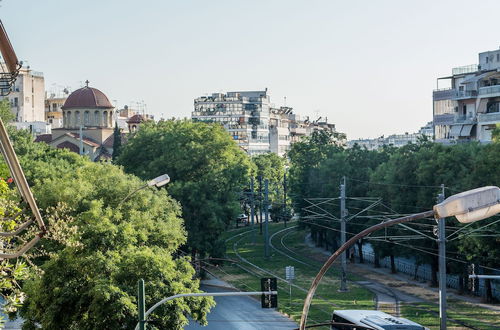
top-left (273, 225), bottom-right (490, 329)
top-left (221, 226), bottom-right (494, 329)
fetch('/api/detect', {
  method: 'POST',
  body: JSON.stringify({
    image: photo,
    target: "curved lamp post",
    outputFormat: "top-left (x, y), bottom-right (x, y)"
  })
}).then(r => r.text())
top-left (119, 174), bottom-right (170, 206)
top-left (299, 186), bottom-right (500, 330)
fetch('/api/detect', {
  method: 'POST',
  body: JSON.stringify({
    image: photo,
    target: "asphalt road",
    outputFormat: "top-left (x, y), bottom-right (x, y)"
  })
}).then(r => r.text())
top-left (185, 285), bottom-right (297, 330)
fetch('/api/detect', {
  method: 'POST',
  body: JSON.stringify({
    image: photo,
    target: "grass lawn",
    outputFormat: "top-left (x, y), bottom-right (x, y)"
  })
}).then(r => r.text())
top-left (209, 223), bottom-right (500, 330)
top-left (208, 223), bottom-right (375, 329)
top-left (401, 300), bottom-right (500, 330)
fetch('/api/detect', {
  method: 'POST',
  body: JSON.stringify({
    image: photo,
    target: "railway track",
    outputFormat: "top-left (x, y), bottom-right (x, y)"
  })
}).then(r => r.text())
top-left (221, 226), bottom-right (495, 329)
top-left (272, 225), bottom-right (491, 330)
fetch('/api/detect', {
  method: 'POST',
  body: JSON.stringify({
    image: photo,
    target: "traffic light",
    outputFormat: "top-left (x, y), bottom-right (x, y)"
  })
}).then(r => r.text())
top-left (261, 277), bottom-right (278, 308)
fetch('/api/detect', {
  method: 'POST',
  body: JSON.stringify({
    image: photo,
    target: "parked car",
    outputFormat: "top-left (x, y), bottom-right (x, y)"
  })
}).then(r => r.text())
top-left (237, 213), bottom-right (249, 225)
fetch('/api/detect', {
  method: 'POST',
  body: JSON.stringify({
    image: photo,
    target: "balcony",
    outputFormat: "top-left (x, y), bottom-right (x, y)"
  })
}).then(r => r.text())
top-left (478, 112), bottom-right (500, 123)
top-left (452, 64), bottom-right (479, 75)
top-left (478, 85), bottom-right (500, 97)
top-left (453, 90), bottom-right (477, 100)
top-left (290, 127), bottom-right (307, 135)
top-left (455, 114), bottom-right (476, 124)
top-left (433, 88), bottom-right (455, 101)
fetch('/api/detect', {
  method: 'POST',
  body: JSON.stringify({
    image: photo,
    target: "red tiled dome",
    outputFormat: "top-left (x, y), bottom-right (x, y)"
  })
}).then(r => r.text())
top-left (127, 114), bottom-right (145, 124)
top-left (61, 86), bottom-right (113, 110)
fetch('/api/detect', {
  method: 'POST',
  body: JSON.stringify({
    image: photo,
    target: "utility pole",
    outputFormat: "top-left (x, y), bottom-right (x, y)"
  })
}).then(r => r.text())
top-left (283, 173), bottom-right (287, 228)
top-left (438, 184), bottom-right (446, 330)
top-left (138, 279), bottom-right (146, 330)
top-left (339, 176), bottom-right (348, 292)
top-left (250, 178), bottom-right (256, 244)
top-left (79, 125), bottom-right (84, 155)
top-left (264, 179), bottom-right (270, 259)
top-left (258, 175), bottom-right (263, 235)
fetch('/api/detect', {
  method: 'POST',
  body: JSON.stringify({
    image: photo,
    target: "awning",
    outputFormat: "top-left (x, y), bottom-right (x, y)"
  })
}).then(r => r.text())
top-left (460, 124), bottom-right (474, 137)
top-left (450, 125), bottom-right (463, 137)
top-left (460, 71), bottom-right (496, 85)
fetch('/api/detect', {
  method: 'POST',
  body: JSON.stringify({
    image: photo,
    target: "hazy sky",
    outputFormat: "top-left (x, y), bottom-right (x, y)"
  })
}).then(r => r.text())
top-left (3, 0), bottom-right (500, 139)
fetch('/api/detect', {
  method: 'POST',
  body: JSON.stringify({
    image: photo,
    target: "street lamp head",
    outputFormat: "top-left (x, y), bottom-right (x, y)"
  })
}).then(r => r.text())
top-left (433, 186), bottom-right (500, 223)
top-left (147, 174), bottom-right (170, 188)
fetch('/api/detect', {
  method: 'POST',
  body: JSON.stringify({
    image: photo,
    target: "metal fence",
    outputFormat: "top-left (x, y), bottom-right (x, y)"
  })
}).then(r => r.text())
top-left (356, 248), bottom-right (499, 300)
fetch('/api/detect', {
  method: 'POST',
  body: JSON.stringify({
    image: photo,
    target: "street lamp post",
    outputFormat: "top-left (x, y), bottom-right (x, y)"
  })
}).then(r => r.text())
top-left (298, 186), bottom-right (500, 330)
top-left (119, 174), bottom-right (170, 206)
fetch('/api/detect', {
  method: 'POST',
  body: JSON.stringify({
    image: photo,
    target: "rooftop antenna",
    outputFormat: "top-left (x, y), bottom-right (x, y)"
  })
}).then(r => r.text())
top-left (314, 109), bottom-right (320, 121)
top-left (284, 96), bottom-right (287, 107)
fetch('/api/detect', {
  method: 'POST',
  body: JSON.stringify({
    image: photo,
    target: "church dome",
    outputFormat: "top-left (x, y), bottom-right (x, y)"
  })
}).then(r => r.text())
top-left (61, 84), bottom-right (113, 110)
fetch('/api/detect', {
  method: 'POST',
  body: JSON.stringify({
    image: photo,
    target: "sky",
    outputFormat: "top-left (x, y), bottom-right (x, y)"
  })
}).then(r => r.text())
top-left (2, 0), bottom-right (500, 139)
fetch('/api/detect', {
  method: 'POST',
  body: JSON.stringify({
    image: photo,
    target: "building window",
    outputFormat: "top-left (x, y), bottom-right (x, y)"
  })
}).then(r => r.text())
top-left (487, 101), bottom-right (500, 113)
top-left (84, 111), bottom-right (90, 125)
top-left (67, 111), bottom-right (72, 128)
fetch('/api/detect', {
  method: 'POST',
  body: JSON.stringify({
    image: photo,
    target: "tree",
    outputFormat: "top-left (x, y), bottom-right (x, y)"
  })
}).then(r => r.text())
top-left (116, 120), bottom-right (252, 258)
top-left (3, 130), bottom-right (215, 329)
top-left (0, 178), bottom-right (30, 328)
top-left (112, 122), bottom-right (122, 161)
top-left (288, 130), bottom-right (345, 218)
top-left (0, 99), bottom-right (15, 123)
top-left (492, 123), bottom-right (500, 143)
top-left (251, 153), bottom-right (287, 222)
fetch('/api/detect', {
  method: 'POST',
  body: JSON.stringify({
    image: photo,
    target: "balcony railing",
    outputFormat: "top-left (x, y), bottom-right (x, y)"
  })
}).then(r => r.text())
top-left (452, 64), bottom-right (479, 75)
top-left (454, 90), bottom-right (477, 99)
top-left (478, 112), bottom-right (500, 123)
top-left (455, 115), bottom-right (476, 123)
top-left (433, 88), bottom-right (455, 101)
top-left (478, 85), bottom-right (500, 97)
top-left (290, 127), bottom-right (307, 135)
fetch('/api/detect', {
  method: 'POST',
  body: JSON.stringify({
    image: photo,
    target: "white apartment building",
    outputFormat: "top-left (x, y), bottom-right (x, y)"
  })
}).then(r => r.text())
top-left (433, 47), bottom-right (500, 143)
top-left (193, 90), bottom-right (340, 156)
top-left (193, 90), bottom-right (271, 155)
top-left (1, 66), bottom-right (45, 122)
top-left (45, 91), bottom-right (68, 129)
top-left (269, 106), bottom-right (292, 156)
top-left (347, 123), bottom-right (432, 150)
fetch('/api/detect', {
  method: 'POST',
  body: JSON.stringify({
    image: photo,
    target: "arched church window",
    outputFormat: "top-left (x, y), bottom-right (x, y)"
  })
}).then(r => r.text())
top-left (84, 111), bottom-right (90, 126)
top-left (94, 111), bottom-right (99, 126)
top-left (75, 111), bottom-right (80, 127)
top-left (67, 111), bottom-right (72, 128)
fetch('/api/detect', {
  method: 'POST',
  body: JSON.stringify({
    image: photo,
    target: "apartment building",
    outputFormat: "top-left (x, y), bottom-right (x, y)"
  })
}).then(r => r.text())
top-left (193, 90), bottom-right (271, 155)
top-left (193, 90), bottom-right (340, 156)
top-left (1, 66), bottom-right (45, 122)
top-left (347, 123), bottom-right (432, 150)
top-left (45, 90), bottom-right (69, 129)
top-left (433, 47), bottom-right (500, 143)
top-left (269, 106), bottom-right (292, 155)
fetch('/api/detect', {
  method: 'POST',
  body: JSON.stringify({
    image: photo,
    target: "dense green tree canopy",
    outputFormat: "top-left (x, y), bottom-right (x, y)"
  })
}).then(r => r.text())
top-left (251, 153), bottom-right (287, 220)
top-left (117, 120), bottom-right (252, 257)
top-left (3, 129), bottom-right (214, 329)
top-left (289, 137), bottom-right (500, 295)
